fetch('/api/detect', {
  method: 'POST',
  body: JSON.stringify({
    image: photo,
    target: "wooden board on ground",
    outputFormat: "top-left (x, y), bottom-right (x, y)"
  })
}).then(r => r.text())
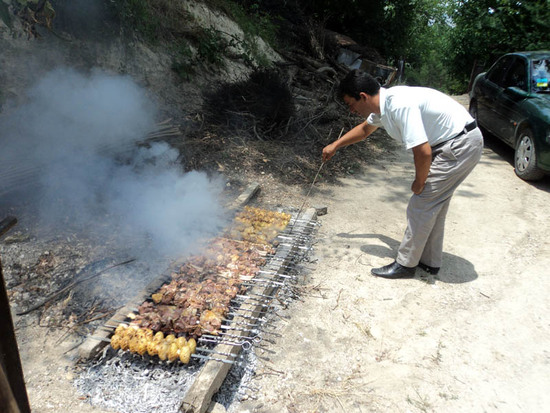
top-left (227, 182), bottom-right (260, 210)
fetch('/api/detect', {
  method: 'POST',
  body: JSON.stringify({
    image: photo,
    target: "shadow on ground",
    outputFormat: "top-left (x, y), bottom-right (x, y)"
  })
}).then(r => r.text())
top-left (336, 232), bottom-right (478, 284)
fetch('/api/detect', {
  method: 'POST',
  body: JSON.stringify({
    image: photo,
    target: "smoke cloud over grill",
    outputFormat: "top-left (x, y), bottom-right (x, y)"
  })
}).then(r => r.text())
top-left (0, 67), bottom-right (228, 257)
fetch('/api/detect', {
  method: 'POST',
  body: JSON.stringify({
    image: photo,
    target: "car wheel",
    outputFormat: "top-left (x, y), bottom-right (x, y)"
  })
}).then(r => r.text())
top-left (514, 129), bottom-right (545, 181)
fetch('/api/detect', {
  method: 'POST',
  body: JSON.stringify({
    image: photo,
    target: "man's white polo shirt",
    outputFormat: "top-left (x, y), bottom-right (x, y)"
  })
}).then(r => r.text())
top-left (367, 86), bottom-right (474, 149)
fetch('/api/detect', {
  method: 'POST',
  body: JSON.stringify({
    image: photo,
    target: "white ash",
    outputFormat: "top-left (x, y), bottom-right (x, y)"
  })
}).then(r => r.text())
top-left (213, 347), bottom-right (261, 410)
top-left (215, 274), bottom-right (309, 410)
top-left (74, 348), bottom-right (202, 413)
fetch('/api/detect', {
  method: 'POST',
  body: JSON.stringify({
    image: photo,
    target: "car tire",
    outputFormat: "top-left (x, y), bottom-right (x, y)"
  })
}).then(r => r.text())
top-left (514, 128), bottom-right (545, 181)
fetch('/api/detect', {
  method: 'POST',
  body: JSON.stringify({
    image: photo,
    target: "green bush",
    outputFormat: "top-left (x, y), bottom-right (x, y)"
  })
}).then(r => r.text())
top-left (111, 0), bottom-right (160, 40)
top-left (197, 27), bottom-right (227, 67)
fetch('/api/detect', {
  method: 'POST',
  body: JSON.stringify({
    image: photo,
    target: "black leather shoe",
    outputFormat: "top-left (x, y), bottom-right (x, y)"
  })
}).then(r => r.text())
top-left (418, 262), bottom-right (440, 275)
top-left (371, 261), bottom-right (416, 279)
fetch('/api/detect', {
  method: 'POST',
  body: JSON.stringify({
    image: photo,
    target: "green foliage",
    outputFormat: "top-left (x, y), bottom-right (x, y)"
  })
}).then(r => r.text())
top-left (111, 0), bottom-right (160, 41)
top-left (299, 0), bottom-right (387, 52)
top-left (197, 27), bottom-right (227, 67)
top-left (171, 42), bottom-right (195, 81)
top-left (296, 0), bottom-right (550, 92)
top-left (109, 0), bottom-right (550, 92)
top-left (15, 0), bottom-right (40, 5)
top-left (201, 0), bottom-right (279, 65)
top-left (194, 26), bottom-right (270, 71)
top-left (222, 0), bottom-right (279, 46)
top-left (403, 55), bottom-right (464, 95)
top-left (0, 1), bottom-right (12, 28)
top-left (298, 0), bottom-right (460, 89)
top-left (395, 1), bottom-right (463, 92)
top-left (449, 0), bottom-right (550, 87)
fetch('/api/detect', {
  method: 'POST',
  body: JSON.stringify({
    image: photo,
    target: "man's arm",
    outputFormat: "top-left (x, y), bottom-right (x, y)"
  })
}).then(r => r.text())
top-left (411, 142), bottom-right (432, 194)
top-left (322, 121), bottom-right (378, 162)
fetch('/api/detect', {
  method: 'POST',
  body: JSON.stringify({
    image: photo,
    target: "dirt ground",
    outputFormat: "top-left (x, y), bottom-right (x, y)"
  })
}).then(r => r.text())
top-left (4, 116), bottom-right (550, 413)
top-left (243, 131), bottom-right (550, 412)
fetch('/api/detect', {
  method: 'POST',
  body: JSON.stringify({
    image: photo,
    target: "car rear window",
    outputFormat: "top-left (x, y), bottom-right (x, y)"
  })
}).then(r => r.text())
top-left (532, 59), bottom-right (550, 92)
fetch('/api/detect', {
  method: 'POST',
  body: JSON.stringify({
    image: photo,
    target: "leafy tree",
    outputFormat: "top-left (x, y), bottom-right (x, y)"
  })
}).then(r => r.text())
top-left (297, 0), bottom-right (457, 89)
top-left (449, 0), bottom-right (550, 88)
top-left (297, 0), bottom-right (387, 52)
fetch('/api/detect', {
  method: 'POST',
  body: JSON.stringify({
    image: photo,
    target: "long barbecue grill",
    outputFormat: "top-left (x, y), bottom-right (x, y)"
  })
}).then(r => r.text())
top-left (76, 203), bottom-right (319, 413)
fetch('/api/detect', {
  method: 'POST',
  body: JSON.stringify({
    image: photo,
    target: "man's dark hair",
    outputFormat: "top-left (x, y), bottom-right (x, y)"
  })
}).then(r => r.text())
top-left (338, 69), bottom-right (381, 100)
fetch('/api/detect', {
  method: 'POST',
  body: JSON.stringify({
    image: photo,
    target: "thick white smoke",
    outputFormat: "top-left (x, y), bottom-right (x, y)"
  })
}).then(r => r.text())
top-left (0, 67), bottom-right (228, 257)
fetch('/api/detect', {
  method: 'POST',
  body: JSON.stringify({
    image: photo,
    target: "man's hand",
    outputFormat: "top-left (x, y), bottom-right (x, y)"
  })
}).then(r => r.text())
top-left (321, 122), bottom-right (378, 162)
top-left (411, 142), bottom-right (432, 195)
top-left (322, 143), bottom-right (338, 162)
top-left (411, 179), bottom-right (426, 194)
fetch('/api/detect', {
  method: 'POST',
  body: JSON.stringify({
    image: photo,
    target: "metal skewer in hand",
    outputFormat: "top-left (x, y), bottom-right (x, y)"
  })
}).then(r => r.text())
top-left (290, 127), bottom-right (344, 233)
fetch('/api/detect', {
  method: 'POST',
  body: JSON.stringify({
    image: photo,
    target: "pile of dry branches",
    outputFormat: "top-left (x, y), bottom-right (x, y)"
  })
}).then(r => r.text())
top-left (188, 46), bottom-right (395, 186)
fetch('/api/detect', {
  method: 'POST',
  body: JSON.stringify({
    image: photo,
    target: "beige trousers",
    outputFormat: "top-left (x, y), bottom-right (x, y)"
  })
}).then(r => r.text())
top-left (396, 128), bottom-right (484, 268)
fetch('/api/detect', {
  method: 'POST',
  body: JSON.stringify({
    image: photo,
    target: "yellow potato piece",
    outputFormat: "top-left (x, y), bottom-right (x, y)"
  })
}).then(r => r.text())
top-left (110, 334), bottom-right (121, 350)
top-left (115, 324), bottom-right (127, 335)
top-left (158, 343), bottom-right (170, 361)
top-left (147, 340), bottom-right (158, 357)
top-left (128, 337), bottom-right (139, 353)
top-left (179, 346), bottom-right (191, 364)
top-left (168, 342), bottom-right (179, 362)
top-left (187, 338), bottom-right (197, 353)
top-left (119, 337), bottom-right (130, 351)
top-left (136, 339), bottom-right (147, 356)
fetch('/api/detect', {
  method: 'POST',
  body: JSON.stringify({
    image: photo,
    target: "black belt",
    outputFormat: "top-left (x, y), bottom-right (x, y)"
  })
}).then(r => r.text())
top-left (455, 120), bottom-right (477, 138)
top-left (432, 120), bottom-right (477, 149)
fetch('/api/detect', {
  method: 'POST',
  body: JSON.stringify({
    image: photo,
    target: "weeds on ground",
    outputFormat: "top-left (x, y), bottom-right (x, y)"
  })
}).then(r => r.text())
top-left (197, 27), bottom-right (227, 67)
top-left (203, 0), bottom-right (279, 47)
top-left (406, 387), bottom-right (432, 412)
top-left (354, 322), bottom-right (374, 339)
top-left (111, 0), bottom-right (161, 41)
top-left (431, 340), bottom-right (445, 364)
top-left (304, 376), bottom-right (373, 413)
